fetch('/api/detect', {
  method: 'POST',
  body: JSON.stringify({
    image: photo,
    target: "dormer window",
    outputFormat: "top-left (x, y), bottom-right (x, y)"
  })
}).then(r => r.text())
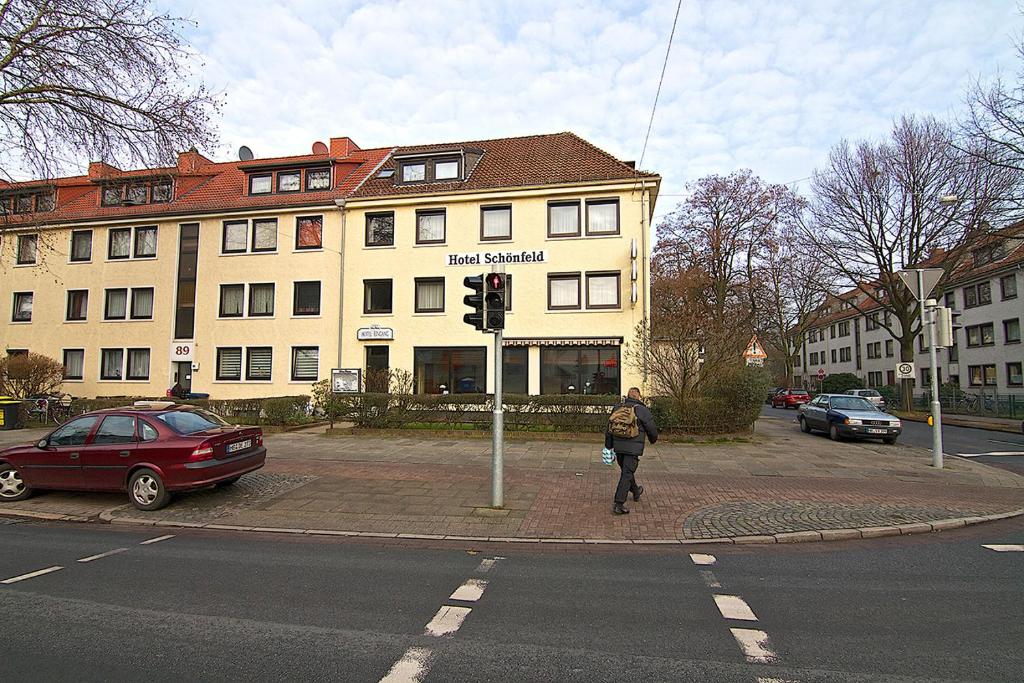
top-left (435, 160), bottom-right (459, 180)
top-left (102, 186), bottom-right (122, 206)
top-left (151, 181), bottom-right (172, 203)
top-left (306, 168), bottom-right (331, 191)
top-left (402, 162), bottom-right (426, 182)
top-left (396, 156), bottom-right (462, 184)
top-left (100, 179), bottom-right (174, 206)
top-left (126, 184), bottom-right (148, 204)
top-left (245, 167), bottom-right (331, 195)
top-left (250, 174), bottom-right (272, 194)
top-left (277, 171), bottom-right (301, 192)
top-left (14, 195), bottom-right (34, 213)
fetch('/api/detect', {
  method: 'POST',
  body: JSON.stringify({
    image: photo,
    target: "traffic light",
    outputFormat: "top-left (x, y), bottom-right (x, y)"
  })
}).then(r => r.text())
top-left (463, 274), bottom-right (485, 330)
top-left (485, 272), bottom-right (506, 330)
top-left (934, 306), bottom-right (954, 347)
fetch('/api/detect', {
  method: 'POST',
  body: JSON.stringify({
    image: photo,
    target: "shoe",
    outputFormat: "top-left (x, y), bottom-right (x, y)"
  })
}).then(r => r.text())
top-left (613, 503), bottom-right (630, 515)
top-left (632, 485), bottom-right (644, 502)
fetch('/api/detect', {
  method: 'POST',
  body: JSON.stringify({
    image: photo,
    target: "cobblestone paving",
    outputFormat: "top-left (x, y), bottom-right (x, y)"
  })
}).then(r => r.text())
top-left (682, 501), bottom-right (992, 538)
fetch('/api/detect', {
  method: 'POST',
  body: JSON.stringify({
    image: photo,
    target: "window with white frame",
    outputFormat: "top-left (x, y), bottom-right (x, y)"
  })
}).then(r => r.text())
top-left (219, 284), bottom-right (244, 317)
top-left (100, 348), bottom-right (124, 380)
top-left (291, 347), bottom-right (319, 382)
top-left (216, 347), bottom-right (242, 380)
top-left (63, 349), bottom-right (84, 380)
top-left (66, 290), bottom-right (88, 321)
top-left (104, 289), bottom-right (128, 320)
top-left (130, 288), bottom-right (154, 319)
top-left (248, 283), bottom-right (275, 317)
top-left (585, 199), bottom-right (619, 235)
top-left (126, 348), bottom-right (150, 380)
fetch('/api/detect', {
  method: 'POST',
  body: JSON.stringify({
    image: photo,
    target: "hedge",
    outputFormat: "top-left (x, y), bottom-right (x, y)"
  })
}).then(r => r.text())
top-left (70, 395), bottom-right (314, 426)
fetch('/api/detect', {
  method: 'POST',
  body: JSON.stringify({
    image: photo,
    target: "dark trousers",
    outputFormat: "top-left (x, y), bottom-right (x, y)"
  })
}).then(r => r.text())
top-left (614, 453), bottom-right (640, 504)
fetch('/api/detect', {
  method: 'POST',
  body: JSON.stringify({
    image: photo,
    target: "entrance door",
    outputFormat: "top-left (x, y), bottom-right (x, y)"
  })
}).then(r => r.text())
top-left (366, 346), bottom-right (389, 393)
top-left (175, 361), bottom-right (192, 393)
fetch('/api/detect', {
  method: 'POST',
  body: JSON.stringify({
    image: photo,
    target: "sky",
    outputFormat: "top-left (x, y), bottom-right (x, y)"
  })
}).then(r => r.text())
top-left (164, 0), bottom-right (1022, 220)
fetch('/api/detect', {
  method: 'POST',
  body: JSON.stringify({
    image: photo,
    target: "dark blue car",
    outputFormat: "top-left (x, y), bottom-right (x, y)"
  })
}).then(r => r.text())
top-left (798, 393), bottom-right (902, 444)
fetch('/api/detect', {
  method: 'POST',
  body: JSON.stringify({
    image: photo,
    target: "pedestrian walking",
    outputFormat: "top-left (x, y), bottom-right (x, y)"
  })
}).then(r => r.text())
top-left (605, 387), bottom-right (659, 515)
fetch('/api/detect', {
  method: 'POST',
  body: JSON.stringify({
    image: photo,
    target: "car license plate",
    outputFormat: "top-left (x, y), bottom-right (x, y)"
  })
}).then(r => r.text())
top-left (867, 428), bottom-right (886, 435)
top-left (226, 439), bottom-right (252, 454)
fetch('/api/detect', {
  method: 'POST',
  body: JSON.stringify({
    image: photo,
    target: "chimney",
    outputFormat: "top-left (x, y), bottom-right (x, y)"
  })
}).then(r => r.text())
top-left (329, 137), bottom-right (361, 157)
top-left (177, 147), bottom-right (214, 175)
top-left (88, 161), bottom-right (121, 179)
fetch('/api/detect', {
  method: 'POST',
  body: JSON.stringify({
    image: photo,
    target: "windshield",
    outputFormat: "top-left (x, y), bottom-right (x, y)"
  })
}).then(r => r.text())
top-left (829, 396), bottom-right (876, 412)
top-left (155, 409), bottom-right (228, 435)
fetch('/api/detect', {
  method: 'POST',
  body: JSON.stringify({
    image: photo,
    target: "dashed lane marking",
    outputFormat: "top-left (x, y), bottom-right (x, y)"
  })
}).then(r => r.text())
top-left (77, 548), bottom-right (129, 563)
top-left (689, 553), bottom-right (716, 565)
top-left (139, 534), bottom-right (175, 545)
top-left (378, 646), bottom-right (433, 683)
top-left (957, 451), bottom-right (1024, 457)
top-left (699, 569), bottom-right (721, 588)
top-left (713, 594), bottom-right (758, 621)
top-left (982, 544), bottom-right (1024, 552)
top-left (476, 557), bottom-right (504, 573)
top-left (1, 566), bottom-right (63, 585)
top-left (730, 627), bottom-right (779, 664)
top-left (449, 578), bottom-right (488, 602)
top-left (424, 605), bottom-right (472, 637)
top-left (757, 678), bottom-right (801, 683)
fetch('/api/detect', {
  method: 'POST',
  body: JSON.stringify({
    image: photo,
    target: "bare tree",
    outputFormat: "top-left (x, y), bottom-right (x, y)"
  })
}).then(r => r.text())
top-left (804, 115), bottom-right (1019, 408)
top-left (0, 0), bottom-right (220, 182)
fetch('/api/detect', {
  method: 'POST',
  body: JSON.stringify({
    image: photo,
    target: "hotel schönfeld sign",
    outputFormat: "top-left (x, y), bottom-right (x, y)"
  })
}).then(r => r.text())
top-left (446, 250), bottom-right (547, 267)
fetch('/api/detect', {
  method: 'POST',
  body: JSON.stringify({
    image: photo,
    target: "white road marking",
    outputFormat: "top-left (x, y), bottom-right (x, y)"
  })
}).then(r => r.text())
top-left (476, 558), bottom-right (499, 573)
top-left (714, 594), bottom-right (758, 621)
top-left (689, 553), bottom-right (716, 565)
top-left (757, 678), bottom-right (801, 683)
top-left (699, 569), bottom-right (721, 588)
top-left (982, 544), bottom-right (1024, 552)
top-left (77, 547), bottom-right (129, 563)
top-left (424, 605), bottom-right (472, 637)
top-left (957, 451), bottom-right (1024, 457)
top-left (379, 646), bottom-right (433, 683)
top-left (449, 578), bottom-right (488, 602)
top-left (988, 439), bottom-right (1024, 446)
top-left (1, 565), bottom-right (63, 584)
top-left (730, 627), bottom-right (779, 664)
top-left (139, 534), bottom-right (175, 545)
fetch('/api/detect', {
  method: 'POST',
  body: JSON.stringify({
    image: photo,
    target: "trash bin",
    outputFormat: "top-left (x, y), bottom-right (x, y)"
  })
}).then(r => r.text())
top-left (0, 397), bottom-right (23, 430)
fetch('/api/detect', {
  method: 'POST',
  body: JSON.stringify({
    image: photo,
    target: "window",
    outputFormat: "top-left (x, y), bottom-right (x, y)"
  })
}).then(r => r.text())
top-left (840, 347), bottom-right (851, 362)
top-left (481, 205), bottom-right (512, 241)
top-left (306, 168), bottom-right (331, 191)
top-left (295, 216), bottom-right (322, 249)
top-left (963, 282), bottom-right (992, 308)
top-left (415, 278), bottom-right (445, 313)
top-left (434, 160), bottom-right (459, 180)
top-left (102, 185), bottom-right (123, 206)
top-left (222, 221), bottom-right (248, 253)
top-left (291, 347), bottom-right (319, 382)
top-left (949, 337), bottom-right (959, 362)
top-left (70, 230), bottom-right (92, 262)
top-left (887, 370), bottom-right (895, 385)
top-left (16, 234), bottom-right (37, 264)
top-left (943, 291), bottom-right (955, 308)
top-left (277, 171), bottom-right (301, 192)
top-left (586, 272), bottom-right (620, 309)
top-left (126, 184), bottom-right (148, 204)
top-left (503, 347), bottom-right (529, 394)
top-left (865, 313), bottom-right (879, 331)
top-left (139, 420), bottom-right (158, 441)
top-left (252, 219), bottom-right (278, 252)
top-left (364, 279), bottom-right (393, 314)
top-left (108, 228), bottom-right (131, 259)
top-left (830, 325), bottom-right (836, 339)
top-left (918, 334), bottom-right (927, 353)
top-left (133, 227), bottom-right (157, 258)
top-left (885, 340), bottom-right (894, 357)
top-left (838, 321), bottom-right (850, 337)
top-left (830, 349), bottom-right (837, 363)
top-left (585, 199), bottom-right (619, 235)
top-left (216, 347), bottom-right (242, 380)
top-left (540, 346), bottom-right (620, 395)
top-left (248, 283), bottom-right (275, 317)
top-left (130, 288), bottom-right (154, 320)
top-left (94, 416), bottom-right (137, 445)
top-left (63, 349), bottom-right (84, 380)
top-left (402, 162), bottom-right (426, 183)
top-left (416, 209), bottom-right (446, 244)
top-left (49, 416), bottom-right (99, 446)
top-left (366, 212), bottom-right (395, 247)
top-left (66, 290), bottom-right (88, 321)
top-left (866, 341), bottom-right (881, 359)
top-left (809, 352), bottom-right (818, 365)
top-left (1001, 274), bottom-right (1018, 300)
top-left (219, 284), bottom-right (244, 317)
top-left (1008, 362), bottom-right (1023, 387)
top-left (972, 242), bottom-right (1005, 266)
top-left (413, 347), bottom-right (486, 394)
top-left (548, 201), bottom-right (581, 237)
top-left (293, 281), bottom-right (321, 316)
top-left (794, 354), bottom-right (801, 367)
top-left (175, 223), bottom-right (199, 340)
top-left (246, 347), bottom-right (273, 381)
top-left (12, 292), bottom-right (32, 322)
top-left (101, 348), bottom-right (124, 380)
top-left (548, 273), bottom-right (581, 310)
top-left (968, 364), bottom-right (997, 386)
top-left (921, 367), bottom-right (941, 385)
top-left (1004, 318), bottom-right (1021, 344)
top-left (966, 323), bottom-right (995, 347)
top-left (12, 194), bottom-right (32, 213)
top-left (152, 181), bottom-right (172, 203)
top-left (104, 289), bottom-right (127, 320)
top-left (249, 174), bottom-right (272, 194)
top-left (126, 349), bottom-right (150, 380)
top-left (868, 371), bottom-right (883, 388)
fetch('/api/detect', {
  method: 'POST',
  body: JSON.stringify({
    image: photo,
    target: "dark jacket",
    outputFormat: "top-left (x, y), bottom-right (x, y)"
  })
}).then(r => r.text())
top-left (604, 397), bottom-right (659, 456)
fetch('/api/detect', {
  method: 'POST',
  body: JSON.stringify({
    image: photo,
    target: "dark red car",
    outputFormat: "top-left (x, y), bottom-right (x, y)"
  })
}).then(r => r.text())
top-left (0, 402), bottom-right (265, 511)
top-left (771, 388), bottom-right (811, 409)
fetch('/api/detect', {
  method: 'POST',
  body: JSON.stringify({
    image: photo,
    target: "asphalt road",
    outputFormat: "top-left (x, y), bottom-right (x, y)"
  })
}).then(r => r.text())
top-left (1, 518), bottom-right (1021, 682)
top-left (762, 404), bottom-right (1024, 475)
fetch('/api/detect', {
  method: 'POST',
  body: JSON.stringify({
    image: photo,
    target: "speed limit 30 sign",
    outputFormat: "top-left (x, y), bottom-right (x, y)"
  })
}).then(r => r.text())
top-left (896, 362), bottom-right (915, 379)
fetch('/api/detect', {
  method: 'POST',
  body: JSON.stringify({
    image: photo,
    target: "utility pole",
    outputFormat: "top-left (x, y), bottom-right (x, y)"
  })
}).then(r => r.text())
top-left (492, 325), bottom-right (503, 507)
top-left (902, 268), bottom-right (945, 469)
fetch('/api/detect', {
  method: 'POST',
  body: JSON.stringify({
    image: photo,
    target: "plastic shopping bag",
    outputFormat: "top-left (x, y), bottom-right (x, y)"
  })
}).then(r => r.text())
top-left (601, 447), bottom-right (615, 465)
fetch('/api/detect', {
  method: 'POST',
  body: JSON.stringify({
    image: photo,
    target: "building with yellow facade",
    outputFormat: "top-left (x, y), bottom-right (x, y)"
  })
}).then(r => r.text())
top-left (1, 132), bottom-right (659, 399)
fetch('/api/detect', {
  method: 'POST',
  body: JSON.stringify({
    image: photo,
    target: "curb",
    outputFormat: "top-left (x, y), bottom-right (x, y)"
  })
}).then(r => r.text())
top-left (896, 413), bottom-right (1022, 435)
top-left (0, 504), bottom-right (992, 545)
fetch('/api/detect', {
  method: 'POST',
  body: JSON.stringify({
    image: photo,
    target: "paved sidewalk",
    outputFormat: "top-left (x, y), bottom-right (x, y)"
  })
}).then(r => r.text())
top-left (3, 417), bottom-right (1022, 542)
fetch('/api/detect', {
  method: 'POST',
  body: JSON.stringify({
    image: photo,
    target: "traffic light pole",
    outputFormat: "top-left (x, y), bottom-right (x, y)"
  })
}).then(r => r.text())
top-left (925, 300), bottom-right (944, 469)
top-left (491, 328), bottom-right (504, 508)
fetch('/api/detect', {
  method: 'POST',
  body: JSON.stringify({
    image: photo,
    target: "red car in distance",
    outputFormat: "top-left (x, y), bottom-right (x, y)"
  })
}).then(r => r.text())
top-left (0, 402), bottom-right (266, 511)
top-left (771, 388), bottom-right (811, 409)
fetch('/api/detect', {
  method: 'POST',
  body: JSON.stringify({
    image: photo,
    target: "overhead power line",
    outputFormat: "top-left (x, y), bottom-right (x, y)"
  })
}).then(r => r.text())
top-left (638, 0), bottom-right (683, 172)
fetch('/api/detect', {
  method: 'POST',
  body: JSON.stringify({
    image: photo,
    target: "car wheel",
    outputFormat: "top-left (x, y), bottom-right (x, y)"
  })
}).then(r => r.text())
top-left (128, 468), bottom-right (171, 511)
top-left (829, 424), bottom-right (843, 442)
top-left (799, 416), bottom-right (811, 433)
top-left (883, 437), bottom-right (897, 445)
top-left (0, 464), bottom-right (32, 502)
top-left (215, 476), bottom-right (241, 488)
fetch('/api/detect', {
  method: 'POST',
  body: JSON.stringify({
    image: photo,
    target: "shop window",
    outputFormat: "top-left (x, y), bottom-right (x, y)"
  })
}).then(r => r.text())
top-left (548, 201), bottom-right (581, 237)
top-left (481, 205), bottom-right (512, 241)
top-left (62, 349), bottom-right (84, 380)
top-left (366, 212), bottom-right (395, 247)
top-left (295, 216), bottom-right (322, 250)
top-left (66, 290), bottom-right (88, 321)
top-left (364, 279), bottom-right (393, 314)
top-left (246, 347), bottom-right (273, 381)
top-left (216, 348), bottom-right (242, 381)
top-left (70, 230), bottom-right (92, 262)
top-left (585, 199), bottom-right (619, 235)
top-left (503, 347), bottom-right (528, 394)
top-left (413, 347), bottom-right (486, 394)
top-left (540, 345), bottom-right (620, 395)
top-left (293, 281), bottom-right (321, 316)
top-left (291, 347), bottom-right (319, 382)
top-left (415, 278), bottom-right (445, 313)
top-left (16, 234), bottom-right (37, 264)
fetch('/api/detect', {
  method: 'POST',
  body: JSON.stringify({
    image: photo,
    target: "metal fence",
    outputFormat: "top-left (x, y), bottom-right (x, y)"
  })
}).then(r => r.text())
top-left (913, 391), bottom-right (1024, 419)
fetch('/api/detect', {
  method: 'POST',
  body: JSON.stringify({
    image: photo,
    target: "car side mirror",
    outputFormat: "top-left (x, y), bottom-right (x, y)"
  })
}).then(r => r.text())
top-left (36, 439), bottom-right (49, 449)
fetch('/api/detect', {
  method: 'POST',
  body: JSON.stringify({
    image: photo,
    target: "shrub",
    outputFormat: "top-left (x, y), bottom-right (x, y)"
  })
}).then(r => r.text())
top-left (652, 365), bottom-right (770, 434)
top-left (0, 353), bottom-right (65, 398)
top-left (259, 396), bottom-right (311, 426)
top-left (877, 384), bottom-right (899, 406)
top-left (820, 372), bottom-right (864, 394)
